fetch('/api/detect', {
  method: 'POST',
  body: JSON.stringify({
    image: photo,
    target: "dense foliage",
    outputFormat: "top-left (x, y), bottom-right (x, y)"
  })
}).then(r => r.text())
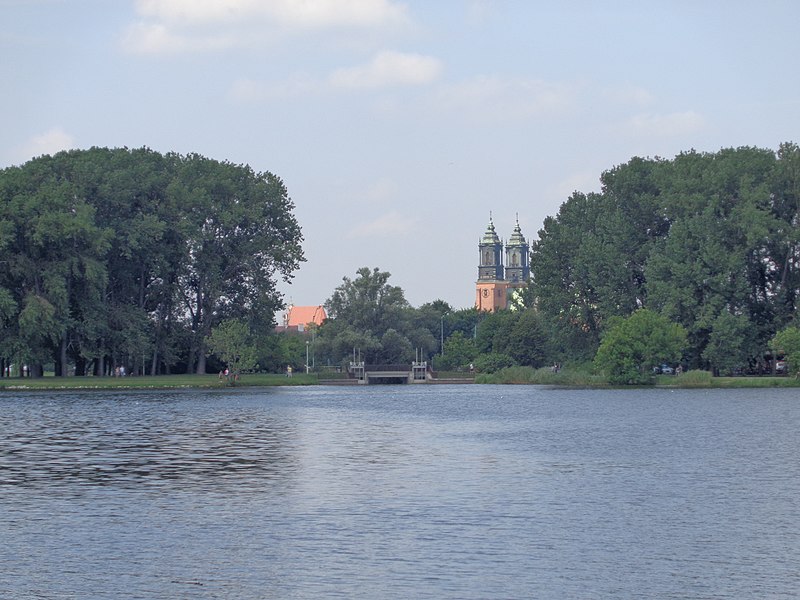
top-left (593, 310), bottom-right (687, 384)
top-left (6, 143), bottom-right (799, 383)
top-left (0, 148), bottom-right (303, 377)
top-left (313, 267), bottom-right (553, 373)
top-left (206, 319), bottom-right (258, 382)
top-left (315, 267), bottom-right (440, 366)
top-left (770, 325), bottom-right (800, 377)
top-left (273, 142), bottom-right (800, 381)
top-left (531, 143), bottom-right (800, 375)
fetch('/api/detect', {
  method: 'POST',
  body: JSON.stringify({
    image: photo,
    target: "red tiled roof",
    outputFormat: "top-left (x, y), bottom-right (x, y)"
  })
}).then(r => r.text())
top-left (285, 305), bottom-right (327, 328)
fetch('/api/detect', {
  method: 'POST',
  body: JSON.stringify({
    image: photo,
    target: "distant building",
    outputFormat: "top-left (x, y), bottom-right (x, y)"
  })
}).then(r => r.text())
top-left (475, 215), bottom-right (530, 312)
top-left (275, 304), bottom-right (327, 333)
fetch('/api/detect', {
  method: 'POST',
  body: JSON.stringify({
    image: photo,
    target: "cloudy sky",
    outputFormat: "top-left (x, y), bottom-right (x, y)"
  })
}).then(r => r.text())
top-left (3, 1), bottom-right (799, 308)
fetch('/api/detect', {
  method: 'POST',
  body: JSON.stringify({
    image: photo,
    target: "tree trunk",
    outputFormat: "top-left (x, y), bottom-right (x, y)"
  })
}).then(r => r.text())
top-left (150, 308), bottom-right (163, 376)
top-left (150, 348), bottom-right (158, 376)
top-left (191, 286), bottom-right (209, 375)
top-left (195, 350), bottom-right (206, 374)
top-left (139, 263), bottom-right (146, 308)
top-left (59, 331), bottom-right (69, 377)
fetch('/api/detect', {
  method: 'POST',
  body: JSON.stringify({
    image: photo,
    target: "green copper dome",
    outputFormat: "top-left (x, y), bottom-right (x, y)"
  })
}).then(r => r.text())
top-left (481, 217), bottom-right (501, 244)
top-left (507, 218), bottom-right (527, 247)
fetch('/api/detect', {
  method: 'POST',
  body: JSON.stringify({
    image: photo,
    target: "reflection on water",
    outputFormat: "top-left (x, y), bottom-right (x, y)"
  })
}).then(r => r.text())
top-left (1, 385), bottom-right (799, 599)
top-left (1, 391), bottom-right (299, 491)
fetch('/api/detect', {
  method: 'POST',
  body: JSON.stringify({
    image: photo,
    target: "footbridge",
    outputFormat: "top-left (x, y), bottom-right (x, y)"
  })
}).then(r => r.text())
top-left (348, 362), bottom-right (432, 384)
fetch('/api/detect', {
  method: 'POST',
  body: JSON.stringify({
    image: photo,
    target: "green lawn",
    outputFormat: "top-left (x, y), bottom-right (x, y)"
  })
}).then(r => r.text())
top-left (0, 373), bottom-right (318, 391)
top-left (2, 371), bottom-right (797, 391)
top-left (653, 372), bottom-right (799, 388)
top-left (696, 376), bottom-right (799, 388)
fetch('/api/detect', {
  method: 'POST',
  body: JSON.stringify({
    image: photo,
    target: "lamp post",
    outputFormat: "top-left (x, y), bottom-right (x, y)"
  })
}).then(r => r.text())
top-left (311, 324), bottom-right (316, 370)
top-left (440, 313), bottom-right (448, 356)
top-left (305, 340), bottom-right (310, 374)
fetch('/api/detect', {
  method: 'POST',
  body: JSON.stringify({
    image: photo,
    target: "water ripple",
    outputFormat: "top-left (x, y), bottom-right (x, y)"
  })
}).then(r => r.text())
top-left (1, 386), bottom-right (799, 599)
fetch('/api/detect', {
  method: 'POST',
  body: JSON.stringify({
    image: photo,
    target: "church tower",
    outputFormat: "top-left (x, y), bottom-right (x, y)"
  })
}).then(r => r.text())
top-left (476, 215), bottom-right (508, 311)
top-left (504, 216), bottom-right (530, 284)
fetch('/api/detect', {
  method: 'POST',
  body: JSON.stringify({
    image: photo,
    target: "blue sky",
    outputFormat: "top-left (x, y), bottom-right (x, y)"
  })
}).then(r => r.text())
top-left (3, 0), bottom-right (799, 308)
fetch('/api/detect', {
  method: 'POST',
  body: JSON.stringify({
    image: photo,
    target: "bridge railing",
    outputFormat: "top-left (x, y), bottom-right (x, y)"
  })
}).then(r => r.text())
top-left (362, 364), bottom-right (416, 372)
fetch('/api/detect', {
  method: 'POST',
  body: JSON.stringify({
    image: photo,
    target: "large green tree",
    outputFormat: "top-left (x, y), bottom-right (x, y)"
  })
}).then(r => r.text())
top-left (594, 309), bottom-right (687, 385)
top-left (530, 191), bottom-right (609, 359)
top-left (436, 331), bottom-right (478, 371)
top-left (206, 319), bottom-right (258, 382)
top-left (325, 267), bottom-right (409, 334)
top-left (702, 312), bottom-right (758, 375)
top-left (319, 267), bottom-right (413, 365)
top-left (169, 154), bottom-right (303, 374)
top-left (0, 154), bottom-right (112, 376)
top-left (0, 148), bottom-right (303, 376)
top-left (531, 144), bottom-right (800, 370)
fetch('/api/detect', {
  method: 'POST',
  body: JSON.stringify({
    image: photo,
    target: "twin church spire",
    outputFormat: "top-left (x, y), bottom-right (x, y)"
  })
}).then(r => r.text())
top-left (475, 214), bottom-right (530, 311)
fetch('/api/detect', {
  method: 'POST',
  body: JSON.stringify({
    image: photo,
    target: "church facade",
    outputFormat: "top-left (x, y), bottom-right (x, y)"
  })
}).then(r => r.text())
top-left (475, 216), bottom-right (530, 312)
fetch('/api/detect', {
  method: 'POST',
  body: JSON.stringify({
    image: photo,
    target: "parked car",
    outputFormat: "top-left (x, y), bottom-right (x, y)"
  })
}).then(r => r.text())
top-left (660, 364), bottom-right (674, 375)
top-left (775, 360), bottom-right (787, 374)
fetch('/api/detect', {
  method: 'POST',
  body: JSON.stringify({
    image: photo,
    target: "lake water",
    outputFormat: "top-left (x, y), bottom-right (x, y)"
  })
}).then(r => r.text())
top-left (1, 385), bottom-right (799, 599)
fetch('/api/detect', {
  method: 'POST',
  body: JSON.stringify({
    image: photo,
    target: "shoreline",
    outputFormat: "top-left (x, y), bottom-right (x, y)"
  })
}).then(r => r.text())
top-left (1, 373), bottom-right (798, 391)
top-left (0, 373), bottom-right (318, 391)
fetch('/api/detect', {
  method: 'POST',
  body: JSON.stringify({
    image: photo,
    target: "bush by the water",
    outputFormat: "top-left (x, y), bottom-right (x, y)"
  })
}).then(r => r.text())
top-left (475, 364), bottom-right (604, 386)
top-left (473, 352), bottom-right (516, 373)
top-left (675, 370), bottom-right (713, 387)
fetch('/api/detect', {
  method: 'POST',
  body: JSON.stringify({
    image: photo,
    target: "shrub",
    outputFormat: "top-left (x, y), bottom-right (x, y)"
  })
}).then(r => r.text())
top-left (475, 363), bottom-right (606, 386)
top-left (593, 309), bottom-right (687, 385)
top-left (771, 326), bottom-right (800, 378)
top-left (677, 369), bottom-right (713, 387)
top-left (474, 352), bottom-right (516, 373)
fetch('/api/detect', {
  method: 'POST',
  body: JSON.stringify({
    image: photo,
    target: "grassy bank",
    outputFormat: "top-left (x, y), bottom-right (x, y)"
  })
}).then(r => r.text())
top-left (476, 365), bottom-right (800, 388)
top-left (658, 371), bottom-right (800, 388)
top-left (475, 365), bottom-right (608, 386)
top-left (2, 369), bottom-right (797, 391)
top-left (0, 373), bottom-right (318, 391)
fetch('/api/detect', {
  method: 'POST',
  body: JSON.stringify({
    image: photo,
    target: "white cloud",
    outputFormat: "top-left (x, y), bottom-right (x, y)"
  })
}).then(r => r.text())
top-left (135, 0), bottom-right (409, 28)
top-left (120, 21), bottom-right (236, 54)
top-left (329, 50), bottom-right (442, 89)
top-left (626, 110), bottom-right (705, 136)
top-left (18, 128), bottom-right (75, 162)
top-left (124, 0), bottom-right (410, 53)
top-left (124, 1), bottom-right (426, 102)
top-left (348, 210), bottom-right (416, 238)
top-left (135, 0), bottom-right (262, 24)
top-left (229, 52), bottom-right (441, 101)
top-left (433, 76), bottom-right (579, 121)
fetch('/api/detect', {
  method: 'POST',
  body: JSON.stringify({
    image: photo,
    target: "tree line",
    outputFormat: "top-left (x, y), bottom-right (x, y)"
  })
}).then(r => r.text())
top-left (309, 143), bottom-right (800, 381)
top-left (307, 267), bottom-right (567, 373)
top-left (5, 143), bottom-right (800, 382)
top-left (0, 148), bottom-right (304, 377)
top-left (531, 143), bottom-right (800, 376)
